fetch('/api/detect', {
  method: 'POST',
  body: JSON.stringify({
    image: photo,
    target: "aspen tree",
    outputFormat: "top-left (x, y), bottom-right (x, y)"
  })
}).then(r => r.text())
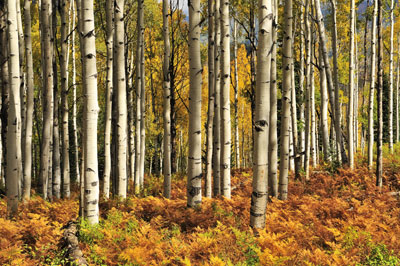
top-left (250, 0), bottom-right (272, 228)
top-left (205, 0), bottom-right (214, 198)
top-left (39, 0), bottom-right (54, 200)
top-left (348, 0), bottom-right (355, 168)
top-left (389, 0), bottom-right (394, 153)
top-left (60, 0), bottom-right (71, 198)
top-left (376, 0), bottom-right (383, 187)
top-left (71, 0), bottom-right (80, 184)
top-left (319, 46), bottom-right (330, 161)
top-left (114, 0), bottom-right (127, 198)
top-left (135, 0), bottom-right (144, 194)
top-left (6, 0), bottom-right (22, 216)
top-left (212, 0), bottom-right (221, 196)
top-left (304, 0), bottom-right (311, 179)
top-left (81, 0), bottom-right (100, 224)
top-left (187, 0), bottom-right (202, 207)
top-left (368, 0), bottom-right (377, 169)
top-left (103, 0), bottom-right (113, 199)
top-left (22, 0), bottom-right (34, 201)
top-left (220, 0), bottom-right (231, 198)
top-left (396, 34), bottom-right (400, 143)
top-left (269, 0), bottom-right (278, 196)
top-left (233, 20), bottom-right (240, 169)
top-left (163, 0), bottom-right (172, 198)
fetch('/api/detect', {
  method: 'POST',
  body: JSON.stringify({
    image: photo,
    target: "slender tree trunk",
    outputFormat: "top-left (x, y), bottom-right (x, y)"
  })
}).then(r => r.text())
top-left (220, 0), bottom-right (231, 198)
top-left (348, 0), bottom-right (355, 168)
top-left (187, 0), bottom-right (202, 207)
top-left (368, 0), bottom-right (377, 169)
top-left (389, 0), bottom-right (394, 153)
top-left (114, 0), bottom-right (127, 198)
top-left (233, 20), bottom-right (240, 169)
top-left (135, 0), bottom-right (144, 194)
top-left (71, 0), bottom-right (80, 184)
top-left (319, 46), bottom-right (330, 161)
top-left (299, 4), bottom-right (305, 167)
top-left (205, 0), bottom-right (214, 198)
top-left (39, 0), bottom-right (53, 200)
top-left (376, 0), bottom-right (383, 187)
top-left (212, 0), bottom-right (221, 196)
top-left (6, 0), bottom-right (22, 216)
top-left (304, 0), bottom-right (311, 180)
top-left (311, 57), bottom-right (316, 168)
top-left (103, 0), bottom-right (113, 199)
top-left (396, 33), bottom-right (400, 143)
top-left (163, 0), bottom-right (172, 198)
top-left (329, 0), bottom-right (344, 162)
top-left (81, 0), bottom-right (99, 224)
top-left (139, 28), bottom-right (145, 189)
top-left (268, 0), bottom-right (278, 197)
top-left (22, 0), bottom-right (34, 201)
top-left (250, 0), bottom-right (272, 228)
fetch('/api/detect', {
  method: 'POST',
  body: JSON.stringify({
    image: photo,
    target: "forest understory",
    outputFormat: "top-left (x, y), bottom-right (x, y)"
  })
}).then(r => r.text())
top-left (2, 147), bottom-right (400, 266)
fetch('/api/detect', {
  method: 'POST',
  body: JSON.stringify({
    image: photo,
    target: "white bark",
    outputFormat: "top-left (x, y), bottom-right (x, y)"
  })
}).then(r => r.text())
top-left (348, 0), bottom-right (355, 168)
top-left (187, 0), bottom-right (202, 207)
top-left (103, 0), bottom-right (113, 199)
top-left (205, 0), bottom-right (214, 198)
top-left (163, 0), bottom-right (171, 198)
top-left (220, 0), bottom-right (230, 198)
top-left (22, 0), bottom-right (34, 201)
top-left (368, 0), bottom-right (377, 169)
top-left (81, 0), bottom-right (99, 224)
top-left (389, 0), bottom-right (394, 153)
top-left (250, 0), bottom-right (272, 228)
top-left (319, 46), bottom-right (330, 161)
top-left (6, 0), bottom-right (22, 216)
top-left (114, 0), bottom-right (127, 198)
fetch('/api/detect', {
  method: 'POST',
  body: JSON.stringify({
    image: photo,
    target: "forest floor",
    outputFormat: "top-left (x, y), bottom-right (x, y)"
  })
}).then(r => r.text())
top-left (2, 150), bottom-right (400, 265)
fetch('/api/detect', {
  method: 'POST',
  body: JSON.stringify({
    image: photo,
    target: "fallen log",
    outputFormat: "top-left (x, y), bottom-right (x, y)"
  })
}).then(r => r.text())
top-left (62, 221), bottom-right (88, 265)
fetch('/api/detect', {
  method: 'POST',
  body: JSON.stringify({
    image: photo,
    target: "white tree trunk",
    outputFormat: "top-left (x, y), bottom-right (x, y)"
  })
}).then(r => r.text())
top-left (114, 0), bottom-right (127, 198)
top-left (250, 0), bottom-right (272, 228)
top-left (389, 0), bottom-right (394, 153)
top-left (368, 0), bottom-right (377, 169)
top-left (205, 0), bottom-right (214, 198)
top-left (319, 46), bottom-right (330, 161)
top-left (348, 0), bottom-right (355, 168)
top-left (39, 0), bottom-right (53, 200)
top-left (6, 0), bottom-right (22, 216)
top-left (22, 0), bottom-right (34, 201)
top-left (81, 0), bottom-right (99, 224)
top-left (233, 20), bottom-right (240, 169)
top-left (103, 0), bottom-right (113, 199)
top-left (268, 0), bottom-right (278, 197)
top-left (212, 0), bottom-right (221, 196)
top-left (163, 0), bottom-right (172, 198)
top-left (376, 0), bottom-right (383, 187)
top-left (187, 0), bottom-right (202, 207)
top-left (220, 0), bottom-right (231, 198)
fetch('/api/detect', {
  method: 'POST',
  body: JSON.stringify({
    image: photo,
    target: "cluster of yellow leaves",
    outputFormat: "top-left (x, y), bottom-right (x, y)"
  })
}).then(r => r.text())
top-left (0, 196), bottom-right (78, 265)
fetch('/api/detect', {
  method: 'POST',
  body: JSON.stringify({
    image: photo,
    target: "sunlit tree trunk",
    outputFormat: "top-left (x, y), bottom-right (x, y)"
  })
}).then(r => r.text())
top-left (205, 0), bottom-right (214, 198)
top-left (163, 0), bottom-right (172, 198)
top-left (187, 0), bottom-right (202, 207)
top-left (22, 0), bottom-right (34, 201)
top-left (250, 0), bottom-right (272, 228)
top-left (328, 0), bottom-right (344, 162)
top-left (299, 4), bottom-right (305, 167)
top-left (348, 0), bottom-right (355, 168)
top-left (368, 0), bottom-right (377, 169)
top-left (114, 0), bottom-right (127, 198)
top-left (103, 0), bottom-right (113, 199)
top-left (233, 19), bottom-right (240, 169)
top-left (220, 0), bottom-right (231, 198)
top-left (81, 0), bottom-right (99, 224)
top-left (319, 46), bottom-right (330, 161)
top-left (39, 0), bottom-right (53, 200)
top-left (304, 0), bottom-right (311, 180)
top-left (396, 34), bottom-right (400, 143)
top-left (6, 0), bottom-right (21, 216)
top-left (139, 28), bottom-right (145, 189)
top-left (268, 0), bottom-right (278, 197)
top-left (71, 0), bottom-right (80, 184)
top-left (376, 0), bottom-right (383, 187)
top-left (212, 0), bottom-right (221, 196)
top-left (389, 0), bottom-right (394, 153)
top-left (135, 0), bottom-right (144, 194)
top-left (311, 58), bottom-right (316, 168)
